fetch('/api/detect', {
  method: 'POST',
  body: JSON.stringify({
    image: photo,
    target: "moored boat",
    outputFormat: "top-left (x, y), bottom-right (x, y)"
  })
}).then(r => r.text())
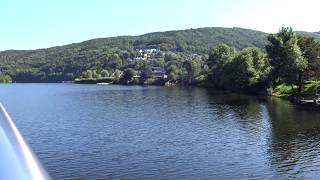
top-left (96, 82), bottom-right (110, 85)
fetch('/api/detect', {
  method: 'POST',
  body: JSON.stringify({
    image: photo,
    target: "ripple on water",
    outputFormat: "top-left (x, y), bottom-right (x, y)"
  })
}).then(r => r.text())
top-left (0, 84), bottom-right (320, 179)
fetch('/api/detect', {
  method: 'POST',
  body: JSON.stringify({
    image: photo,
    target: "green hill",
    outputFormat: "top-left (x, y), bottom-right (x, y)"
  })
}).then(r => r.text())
top-left (47, 27), bottom-right (269, 53)
top-left (297, 31), bottom-right (320, 41)
top-left (2, 27), bottom-right (319, 83)
top-left (0, 27), bottom-right (270, 82)
top-left (0, 27), bottom-right (271, 82)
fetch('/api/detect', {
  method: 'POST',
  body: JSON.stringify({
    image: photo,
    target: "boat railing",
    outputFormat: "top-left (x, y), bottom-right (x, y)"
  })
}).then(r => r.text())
top-left (0, 103), bottom-right (50, 180)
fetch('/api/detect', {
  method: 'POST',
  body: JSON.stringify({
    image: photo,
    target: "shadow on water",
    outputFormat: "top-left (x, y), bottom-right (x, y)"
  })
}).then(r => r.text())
top-left (3, 84), bottom-right (320, 179)
top-left (266, 97), bottom-right (320, 179)
top-left (205, 92), bottom-right (269, 135)
top-left (207, 92), bottom-right (264, 118)
top-left (201, 90), bottom-right (320, 178)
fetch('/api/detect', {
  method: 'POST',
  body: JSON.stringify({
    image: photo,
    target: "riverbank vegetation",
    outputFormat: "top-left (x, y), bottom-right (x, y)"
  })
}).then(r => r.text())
top-left (206, 45), bottom-right (270, 92)
top-left (73, 27), bottom-right (320, 99)
top-left (0, 27), bottom-right (268, 83)
top-left (0, 27), bottom-right (319, 99)
top-left (0, 74), bottom-right (12, 83)
top-left (274, 81), bottom-right (320, 97)
top-left (267, 28), bottom-right (320, 98)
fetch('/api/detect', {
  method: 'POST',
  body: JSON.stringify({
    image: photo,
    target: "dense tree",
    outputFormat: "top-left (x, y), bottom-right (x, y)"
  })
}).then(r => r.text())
top-left (0, 74), bottom-right (12, 83)
top-left (266, 27), bottom-right (308, 93)
top-left (207, 44), bottom-right (238, 69)
top-left (206, 44), bottom-right (270, 92)
top-left (92, 70), bottom-right (102, 79)
top-left (153, 59), bottom-right (165, 67)
top-left (0, 27), bottom-right (300, 83)
top-left (82, 70), bottom-right (93, 79)
top-left (140, 63), bottom-right (153, 83)
top-left (121, 68), bottom-right (137, 83)
top-left (166, 64), bottom-right (180, 82)
top-left (114, 69), bottom-right (122, 80)
top-left (297, 36), bottom-right (320, 79)
top-left (184, 59), bottom-right (201, 83)
top-left (207, 44), bottom-right (238, 88)
top-left (231, 48), bottom-right (270, 90)
top-left (104, 53), bottom-right (123, 69)
top-left (1, 26), bottom-right (319, 92)
top-left (164, 52), bottom-right (181, 62)
top-left (199, 64), bottom-right (210, 80)
top-left (100, 69), bottom-right (110, 77)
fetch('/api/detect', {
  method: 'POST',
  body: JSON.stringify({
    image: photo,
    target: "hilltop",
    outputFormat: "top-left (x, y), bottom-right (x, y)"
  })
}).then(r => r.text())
top-left (298, 31), bottom-right (320, 40)
top-left (0, 27), bottom-right (318, 82)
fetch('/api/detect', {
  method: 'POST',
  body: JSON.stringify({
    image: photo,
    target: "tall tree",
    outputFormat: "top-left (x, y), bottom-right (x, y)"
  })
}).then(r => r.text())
top-left (207, 44), bottom-right (238, 69)
top-left (0, 74), bottom-right (12, 83)
top-left (297, 35), bottom-right (320, 79)
top-left (82, 70), bottom-right (93, 79)
top-left (101, 69), bottom-right (110, 77)
top-left (104, 52), bottom-right (123, 69)
top-left (207, 44), bottom-right (238, 88)
top-left (140, 63), bottom-right (152, 83)
top-left (184, 59), bottom-right (201, 83)
top-left (232, 48), bottom-right (270, 90)
top-left (167, 64), bottom-right (180, 82)
top-left (121, 68), bottom-right (136, 83)
top-left (266, 27), bottom-right (308, 93)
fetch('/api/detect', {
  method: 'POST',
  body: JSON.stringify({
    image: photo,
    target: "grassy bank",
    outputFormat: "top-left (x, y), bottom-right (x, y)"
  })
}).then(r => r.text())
top-left (74, 77), bottom-right (115, 84)
top-left (74, 77), bottom-right (168, 86)
top-left (273, 81), bottom-right (320, 98)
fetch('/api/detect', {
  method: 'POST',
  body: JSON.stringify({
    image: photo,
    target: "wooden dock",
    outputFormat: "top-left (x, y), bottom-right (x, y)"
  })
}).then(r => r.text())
top-left (297, 98), bottom-right (320, 107)
top-left (299, 99), bottom-right (315, 104)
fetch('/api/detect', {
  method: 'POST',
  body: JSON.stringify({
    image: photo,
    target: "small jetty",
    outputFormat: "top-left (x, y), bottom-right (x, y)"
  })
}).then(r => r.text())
top-left (96, 82), bottom-right (110, 85)
top-left (296, 92), bottom-right (320, 108)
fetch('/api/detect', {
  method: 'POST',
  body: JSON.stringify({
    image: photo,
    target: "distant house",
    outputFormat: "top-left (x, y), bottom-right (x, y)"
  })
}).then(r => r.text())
top-left (133, 74), bottom-right (141, 78)
top-left (151, 67), bottom-right (166, 78)
top-left (120, 50), bottom-right (128, 54)
top-left (148, 58), bottom-right (157, 64)
top-left (135, 48), bottom-right (161, 61)
top-left (126, 58), bottom-right (133, 62)
top-left (134, 57), bottom-right (145, 61)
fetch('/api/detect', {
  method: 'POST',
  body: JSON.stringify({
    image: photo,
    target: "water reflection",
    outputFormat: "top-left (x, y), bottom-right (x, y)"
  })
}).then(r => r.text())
top-left (206, 93), bottom-right (271, 138)
top-left (266, 98), bottom-right (320, 179)
top-left (204, 91), bottom-right (320, 179)
top-left (1, 84), bottom-right (320, 179)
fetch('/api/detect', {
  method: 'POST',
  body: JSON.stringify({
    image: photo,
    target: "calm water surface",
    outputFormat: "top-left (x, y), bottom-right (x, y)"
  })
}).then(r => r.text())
top-left (1, 84), bottom-right (320, 179)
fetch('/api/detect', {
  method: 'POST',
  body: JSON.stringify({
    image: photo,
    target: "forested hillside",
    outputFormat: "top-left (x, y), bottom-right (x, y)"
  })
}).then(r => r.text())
top-left (298, 31), bottom-right (320, 40)
top-left (0, 27), bottom-right (319, 83)
top-left (0, 27), bottom-right (268, 82)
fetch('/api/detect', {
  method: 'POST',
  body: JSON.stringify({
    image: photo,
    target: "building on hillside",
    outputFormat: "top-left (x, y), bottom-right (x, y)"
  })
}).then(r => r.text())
top-left (148, 58), bottom-right (158, 65)
top-left (134, 57), bottom-right (146, 61)
top-left (135, 49), bottom-right (161, 60)
top-left (151, 67), bottom-right (167, 78)
top-left (126, 58), bottom-right (133, 62)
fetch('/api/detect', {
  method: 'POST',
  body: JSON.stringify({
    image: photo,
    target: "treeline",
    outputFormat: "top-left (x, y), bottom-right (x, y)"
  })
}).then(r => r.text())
top-left (267, 27), bottom-right (320, 95)
top-left (206, 45), bottom-right (270, 92)
top-left (0, 74), bottom-right (12, 83)
top-left (206, 27), bottom-right (320, 94)
top-left (0, 27), bottom-right (319, 95)
top-left (74, 53), bottom-right (207, 85)
top-left (0, 27), bottom-right (268, 82)
top-left (74, 27), bottom-right (320, 94)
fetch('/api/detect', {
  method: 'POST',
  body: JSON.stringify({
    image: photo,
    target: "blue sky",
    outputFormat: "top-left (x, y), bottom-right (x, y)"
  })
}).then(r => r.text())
top-left (1, 0), bottom-right (319, 50)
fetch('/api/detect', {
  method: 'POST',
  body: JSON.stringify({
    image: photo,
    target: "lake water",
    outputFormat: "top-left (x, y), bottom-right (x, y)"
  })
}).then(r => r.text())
top-left (1, 84), bottom-right (320, 179)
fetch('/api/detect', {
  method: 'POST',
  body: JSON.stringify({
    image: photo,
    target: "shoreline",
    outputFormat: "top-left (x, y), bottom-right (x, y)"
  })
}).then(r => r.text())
top-left (4, 81), bottom-right (320, 109)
